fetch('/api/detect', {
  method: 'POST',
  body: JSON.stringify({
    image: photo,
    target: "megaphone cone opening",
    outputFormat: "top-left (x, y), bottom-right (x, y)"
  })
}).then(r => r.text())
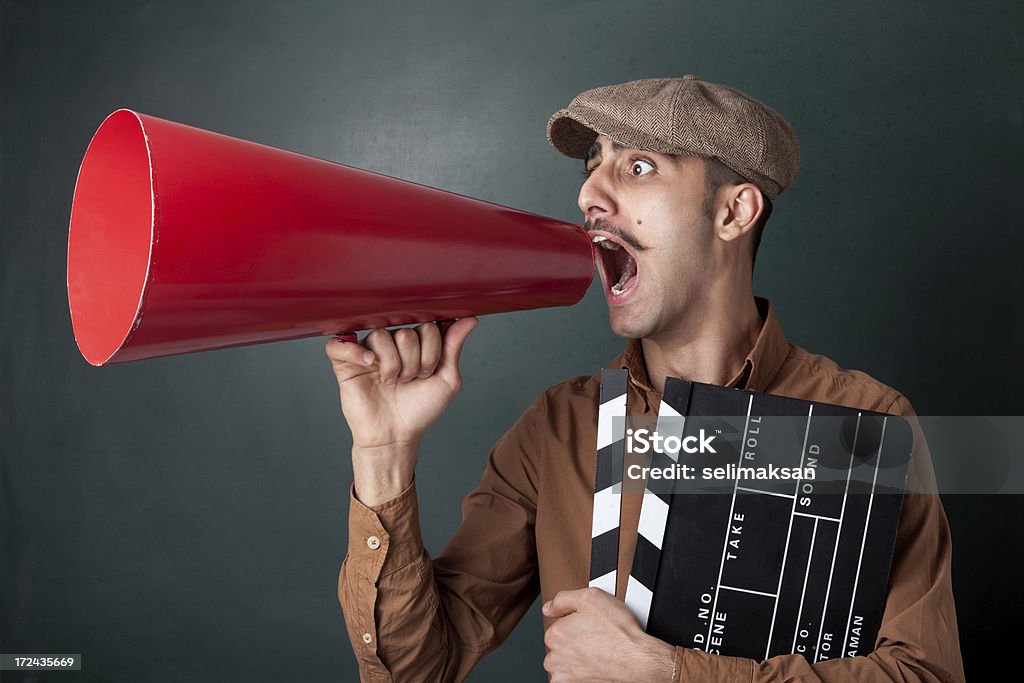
top-left (67, 109), bottom-right (154, 366)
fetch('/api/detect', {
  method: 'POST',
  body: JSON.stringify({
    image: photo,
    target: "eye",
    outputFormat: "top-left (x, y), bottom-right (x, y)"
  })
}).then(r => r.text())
top-left (629, 159), bottom-right (655, 177)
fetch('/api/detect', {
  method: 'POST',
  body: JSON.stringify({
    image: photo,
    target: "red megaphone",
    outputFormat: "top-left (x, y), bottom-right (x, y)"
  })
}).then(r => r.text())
top-left (67, 110), bottom-right (595, 366)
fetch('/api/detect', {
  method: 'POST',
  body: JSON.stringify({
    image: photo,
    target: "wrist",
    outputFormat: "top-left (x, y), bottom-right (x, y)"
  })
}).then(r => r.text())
top-left (351, 438), bottom-right (420, 457)
top-left (351, 440), bottom-right (419, 508)
top-left (636, 636), bottom-right (677, 682)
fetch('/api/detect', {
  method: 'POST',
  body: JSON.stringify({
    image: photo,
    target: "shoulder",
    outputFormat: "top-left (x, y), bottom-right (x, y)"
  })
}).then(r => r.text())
top-left (774, 343), bottom-right (914, 416)
top-left (486, 372), bottom-right (600, 486)
top-left (493, 369), bottom-right (609, 453)
top-left (495, 369), bottom-right (598, 427)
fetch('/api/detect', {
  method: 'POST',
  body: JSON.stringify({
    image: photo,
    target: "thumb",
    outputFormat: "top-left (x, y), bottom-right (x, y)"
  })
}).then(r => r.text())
top-left (436, 317), bottom-right (478, 380)
top-left (542, 588), bottom-right (586, 618)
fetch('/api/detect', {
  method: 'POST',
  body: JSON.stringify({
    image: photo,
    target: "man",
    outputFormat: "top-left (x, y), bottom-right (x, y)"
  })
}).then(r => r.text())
top-left (326, 76), bottom-right (965, 682)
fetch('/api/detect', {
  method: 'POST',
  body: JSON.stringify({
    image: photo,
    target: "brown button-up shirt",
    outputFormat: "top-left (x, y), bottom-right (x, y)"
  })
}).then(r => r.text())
top-left (338, 297), bottom-right (965, 682)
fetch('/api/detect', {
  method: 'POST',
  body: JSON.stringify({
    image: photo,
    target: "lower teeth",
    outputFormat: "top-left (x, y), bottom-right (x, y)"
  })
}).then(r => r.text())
top-left (611, 272), bottom-right (632, 295)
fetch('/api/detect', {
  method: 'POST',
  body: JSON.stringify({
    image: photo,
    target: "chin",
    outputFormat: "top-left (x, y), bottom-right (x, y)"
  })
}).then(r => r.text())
top-left (608, 313), bottom-right (652, 340)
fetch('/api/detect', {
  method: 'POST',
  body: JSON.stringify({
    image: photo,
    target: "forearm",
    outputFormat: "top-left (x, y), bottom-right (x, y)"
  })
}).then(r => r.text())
top-left (340, 481), bottom-right (457, 682)
top-left (340, 458), bottom-right (541, 682)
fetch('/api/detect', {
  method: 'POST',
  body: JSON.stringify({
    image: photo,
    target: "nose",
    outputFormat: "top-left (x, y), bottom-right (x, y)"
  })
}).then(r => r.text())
top-left (577, 165), bottom-right (616, 221)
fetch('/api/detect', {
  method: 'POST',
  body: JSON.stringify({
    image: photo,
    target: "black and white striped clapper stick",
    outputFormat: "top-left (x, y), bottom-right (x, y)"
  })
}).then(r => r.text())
top-left (624, 378), bottom-right (693, 628)
top-left (589, 368), bottom-right (628, 594)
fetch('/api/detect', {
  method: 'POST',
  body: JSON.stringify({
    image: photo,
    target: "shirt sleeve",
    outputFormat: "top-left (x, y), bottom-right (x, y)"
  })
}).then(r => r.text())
top-left (338, 399), bottom-right (543, 683)
top-left (669, 395), bottom-right (966, 682)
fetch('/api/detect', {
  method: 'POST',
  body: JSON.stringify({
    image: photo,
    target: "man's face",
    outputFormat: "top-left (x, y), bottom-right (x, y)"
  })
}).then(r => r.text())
top-left (580, 134), bottom-right (715, 341)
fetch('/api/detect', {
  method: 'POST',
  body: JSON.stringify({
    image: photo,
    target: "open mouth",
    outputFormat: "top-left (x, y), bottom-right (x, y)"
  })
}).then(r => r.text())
top-left (591, 233), bottom-right (638, 298)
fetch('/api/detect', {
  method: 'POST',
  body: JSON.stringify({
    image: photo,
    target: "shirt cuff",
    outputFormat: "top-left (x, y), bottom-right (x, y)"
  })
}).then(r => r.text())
top-left (674, 647), bottom-right (753, 682)
top-left (347, 479), bottom-right (426, 584)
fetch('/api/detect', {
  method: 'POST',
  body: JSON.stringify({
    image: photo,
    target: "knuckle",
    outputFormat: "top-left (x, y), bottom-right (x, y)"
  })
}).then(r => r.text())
top-left (366, 330), bottom-right (394, 354)
top-left (394, 328), bottom-right (417, 345)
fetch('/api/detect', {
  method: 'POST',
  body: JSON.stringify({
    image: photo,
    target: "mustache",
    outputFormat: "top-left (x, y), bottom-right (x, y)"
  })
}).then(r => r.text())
top-left (584, 218), bottom-right (648, 252)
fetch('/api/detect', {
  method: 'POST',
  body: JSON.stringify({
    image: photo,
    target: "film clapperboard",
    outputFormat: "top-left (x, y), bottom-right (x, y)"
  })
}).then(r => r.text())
top-left (590, 369), bottom-right (912, 664)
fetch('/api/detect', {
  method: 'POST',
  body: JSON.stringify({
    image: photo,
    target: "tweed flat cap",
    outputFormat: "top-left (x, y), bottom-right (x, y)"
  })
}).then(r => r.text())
top-left (547, 75), bottom-right (800, 199)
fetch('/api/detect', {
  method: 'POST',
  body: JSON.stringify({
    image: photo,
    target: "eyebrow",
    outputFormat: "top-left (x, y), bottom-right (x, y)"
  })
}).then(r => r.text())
top-left (584, 139), bottom-right (625, 166)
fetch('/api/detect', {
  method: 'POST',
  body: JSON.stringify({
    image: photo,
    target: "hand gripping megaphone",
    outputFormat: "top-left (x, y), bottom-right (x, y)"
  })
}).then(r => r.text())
top-left (67, 110), bottom-right (595, 365)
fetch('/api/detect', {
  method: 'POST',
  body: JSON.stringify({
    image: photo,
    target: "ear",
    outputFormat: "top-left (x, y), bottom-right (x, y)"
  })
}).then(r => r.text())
top-left (715, 184), bottom-right (764, 243)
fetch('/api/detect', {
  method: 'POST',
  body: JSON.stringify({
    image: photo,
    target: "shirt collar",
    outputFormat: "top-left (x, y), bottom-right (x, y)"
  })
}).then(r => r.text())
top-left (609, 296), bottom-right (790, 395)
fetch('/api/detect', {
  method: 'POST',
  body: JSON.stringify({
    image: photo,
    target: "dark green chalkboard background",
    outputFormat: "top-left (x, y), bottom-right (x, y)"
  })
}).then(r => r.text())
top-left (2, 1), bottom-right (1021, 680)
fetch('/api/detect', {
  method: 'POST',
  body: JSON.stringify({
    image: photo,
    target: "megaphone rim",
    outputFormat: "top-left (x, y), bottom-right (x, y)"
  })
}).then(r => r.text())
top-left (67, 108), bottom-right (156, 366)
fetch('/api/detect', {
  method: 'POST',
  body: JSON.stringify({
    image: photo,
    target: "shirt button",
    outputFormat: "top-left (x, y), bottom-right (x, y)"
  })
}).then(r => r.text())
top-left (362, 632), bottom-right (373, 645)
top-left (366, 535), bottom-right (381, 550)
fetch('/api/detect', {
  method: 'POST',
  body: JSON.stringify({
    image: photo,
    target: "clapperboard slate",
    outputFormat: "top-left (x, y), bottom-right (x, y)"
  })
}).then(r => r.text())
top-left (590, 369), bottom-right (911, 664)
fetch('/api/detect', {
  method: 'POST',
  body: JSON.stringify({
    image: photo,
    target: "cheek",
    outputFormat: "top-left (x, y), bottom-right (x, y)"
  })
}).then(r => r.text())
top-left (649, 225), bottom-right (712, 282)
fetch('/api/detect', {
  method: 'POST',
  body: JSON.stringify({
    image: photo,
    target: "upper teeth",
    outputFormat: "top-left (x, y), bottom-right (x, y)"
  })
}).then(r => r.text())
top-left (592, 235), bottom-right (619, 250)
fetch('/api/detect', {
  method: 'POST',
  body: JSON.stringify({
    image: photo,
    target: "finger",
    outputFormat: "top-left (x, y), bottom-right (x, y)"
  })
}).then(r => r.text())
top-left (393, 328), bottom-right (422, 383)
top-left (364, 329), bottom-right (401, 385)
top-left (416, 323), bottom-right (442, 378)
top-left (325, 336), bottom-right (376, 371)
top-left (435, 317), bottom-right (479, 381)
